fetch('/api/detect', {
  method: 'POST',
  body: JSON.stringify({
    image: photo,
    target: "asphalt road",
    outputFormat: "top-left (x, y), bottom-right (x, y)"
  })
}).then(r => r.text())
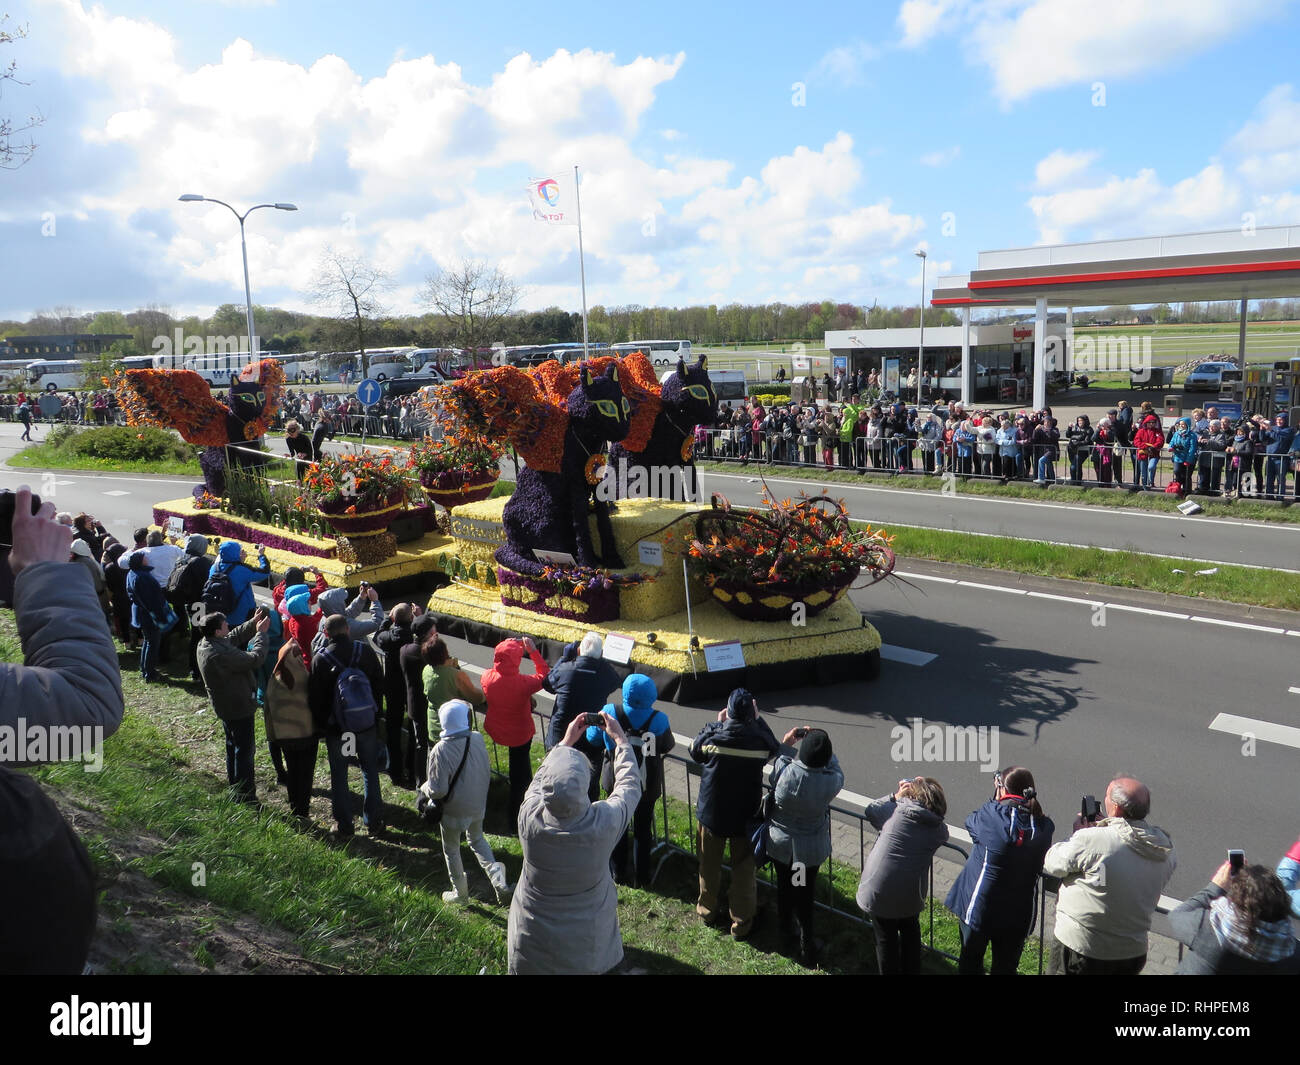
top-left (3, 421), bottom-right (1297, 902)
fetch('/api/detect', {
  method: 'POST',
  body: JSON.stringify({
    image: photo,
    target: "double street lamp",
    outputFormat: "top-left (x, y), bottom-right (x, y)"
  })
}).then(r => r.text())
top-left (178, 195), bottom-right (298, 355)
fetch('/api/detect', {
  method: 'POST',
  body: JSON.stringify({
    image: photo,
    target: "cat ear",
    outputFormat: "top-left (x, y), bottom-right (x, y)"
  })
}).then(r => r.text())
top-left (582, 364), bottom-right (593, 387)
top-left (609, 365), bottom-right (619, 383)
top-left (697, 354), bottom-right (707, 372)
top-left (676, 358), bottom-right (687, 380)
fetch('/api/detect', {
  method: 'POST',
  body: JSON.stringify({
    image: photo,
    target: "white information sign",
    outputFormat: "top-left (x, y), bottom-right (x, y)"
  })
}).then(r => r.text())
top-left (532, 549), bottom-right (577, 566)
top-left (603, 632), bottom-right (634, 665)
top-left (637, 540), bottom-right (664, 566)
top-left (703, 641), bottom-right (746, 672)
top-left (166, 516), bottom-right (185, 539)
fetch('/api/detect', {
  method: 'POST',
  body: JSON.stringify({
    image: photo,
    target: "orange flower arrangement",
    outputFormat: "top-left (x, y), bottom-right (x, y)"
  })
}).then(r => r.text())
top-left (109, 360), bottom-right (286, 446)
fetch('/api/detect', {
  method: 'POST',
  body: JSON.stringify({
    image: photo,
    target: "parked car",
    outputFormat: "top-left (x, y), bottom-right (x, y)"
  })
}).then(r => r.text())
top-left (1183, 361), bottom-right (1237, 392)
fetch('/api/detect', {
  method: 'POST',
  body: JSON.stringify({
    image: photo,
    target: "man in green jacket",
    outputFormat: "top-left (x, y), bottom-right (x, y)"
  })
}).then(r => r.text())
top-left (197, 607), bottom-right (270, 803)
top-left (839, 393), bottom-right (862, 469)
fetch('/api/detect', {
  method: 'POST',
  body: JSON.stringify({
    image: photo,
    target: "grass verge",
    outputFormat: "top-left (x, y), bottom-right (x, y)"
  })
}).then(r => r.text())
top-left (696, 460), bottom-right (1300, 524)
top-left (9, 442), bottom-right (201, 477)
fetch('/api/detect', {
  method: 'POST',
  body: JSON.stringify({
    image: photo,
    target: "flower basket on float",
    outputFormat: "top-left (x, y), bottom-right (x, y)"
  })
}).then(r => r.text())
top-left (406, 414), bottom-right (504, 512)
top-left (688, 492), bottom-right (896, 623)
top-left (303, 451), bottom-right (409, 549)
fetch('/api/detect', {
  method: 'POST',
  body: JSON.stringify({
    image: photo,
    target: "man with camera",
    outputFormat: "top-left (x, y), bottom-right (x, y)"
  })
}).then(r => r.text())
top-left (1042, 775), bottom-right (1176, 975)
top-left (0, 485), bottom-right (125, 974)
top-left (197, 606), bottom-right (272, 804)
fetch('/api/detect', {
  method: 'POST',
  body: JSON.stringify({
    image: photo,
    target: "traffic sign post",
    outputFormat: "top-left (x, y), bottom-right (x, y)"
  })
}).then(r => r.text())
top-left (356, 378), bottom-right (381, 445)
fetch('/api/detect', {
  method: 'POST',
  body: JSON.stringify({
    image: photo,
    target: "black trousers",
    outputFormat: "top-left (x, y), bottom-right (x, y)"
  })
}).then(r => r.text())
top-left (281, 737), bottom-right (319, 817)
top-left (1060, 945), bottom-right (1145, 975)
top-left (873, 914), bottom-right (922, 974)
top-left (771, 858), bottom-right (820, 945)
top-left (612, 765), bottom-right (662, 885)
top-left (508, 743), bottom-right (532, 830)
top-left (958, 920), bottom-right (1025, 975)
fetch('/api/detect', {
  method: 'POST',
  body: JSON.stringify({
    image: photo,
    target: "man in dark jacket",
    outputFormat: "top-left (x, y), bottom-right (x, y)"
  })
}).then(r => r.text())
top-left (374, 603), bottom-right (417, 788)
top-left (1264, 412), bottom-right (1295, 499)
top-left (543, 631), bottom-right (621, 751)
top-left (309, 613), bottom-right (386, 838)
top-left (197, 608), bottom-right (270, 803)
top-left (125, 552), bottom-right (169, 683)
top-left (401, 614), bottom-right (437, 786)
top-left (1196, 419), bottom-right (1228, 494)
top-left (689, 687), bottom-right (779, 938)
top-left (169, 534), bottom-right (213, 684)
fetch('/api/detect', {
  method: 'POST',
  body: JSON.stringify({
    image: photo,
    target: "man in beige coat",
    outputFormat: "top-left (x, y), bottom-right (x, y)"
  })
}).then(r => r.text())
top-left (1042, 775), bottom-right (1176, 975)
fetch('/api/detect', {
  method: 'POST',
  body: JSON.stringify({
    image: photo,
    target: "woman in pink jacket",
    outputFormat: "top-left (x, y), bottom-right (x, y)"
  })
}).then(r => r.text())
top-left (482, 636), bottom-right (549, 830)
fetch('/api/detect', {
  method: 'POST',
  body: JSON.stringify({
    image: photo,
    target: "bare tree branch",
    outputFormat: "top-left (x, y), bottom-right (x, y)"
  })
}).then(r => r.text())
top-left (1, 16), bottom-right (42, 170)
top-left (309, 246), bottom-right (394, 365)
top-left (421, 259), bottom-right (519, 357)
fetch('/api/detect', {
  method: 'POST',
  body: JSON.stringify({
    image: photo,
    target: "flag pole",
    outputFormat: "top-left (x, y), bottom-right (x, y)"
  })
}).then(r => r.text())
top-left (574, 164), bottom-right (590, 361)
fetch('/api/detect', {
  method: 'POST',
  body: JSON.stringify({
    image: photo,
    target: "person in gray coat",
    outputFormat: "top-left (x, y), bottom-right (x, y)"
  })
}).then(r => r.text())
top-left (419, 699), bottom-right (510, 906)
top-left (767, 727), bottom-right (844, 968)
top-left (508, 712), bottom-right (640, 975)
top-left (856, 776), bottom-right (949, 975)
top-left (309, 584), bottom-right (385, 658)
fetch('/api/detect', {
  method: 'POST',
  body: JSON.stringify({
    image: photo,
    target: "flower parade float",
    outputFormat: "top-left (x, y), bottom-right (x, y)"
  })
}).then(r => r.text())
top-left (125, 359), bottom-right (459, 585)
top-left (420, 353), bottom-right (890, 702)
top-left (407, 421), bottom-right (503, 511)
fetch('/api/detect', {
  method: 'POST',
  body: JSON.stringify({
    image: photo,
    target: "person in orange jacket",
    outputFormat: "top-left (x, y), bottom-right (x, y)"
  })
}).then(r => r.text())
top-left (482, 636), bottom-right (549, 829)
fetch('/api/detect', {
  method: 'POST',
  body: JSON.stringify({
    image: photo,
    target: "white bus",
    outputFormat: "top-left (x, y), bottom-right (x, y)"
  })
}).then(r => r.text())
top-left (26, 360), bottom-right (88, 391)
top-left (0, 359), bottom-right (34, 387)
top-left (364, 348), bottom-right (417, 380)
top-left (609, 340), bottom-right (692, 367)
top-left (183, 350), bottom-right (281, 386)
top-left (261, 351), bottom-right (320, 383)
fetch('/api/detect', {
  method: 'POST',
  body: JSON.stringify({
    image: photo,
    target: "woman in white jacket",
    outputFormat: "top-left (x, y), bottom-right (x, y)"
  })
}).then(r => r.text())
top-left (420, 699), bottom-right (511, 906)
top-left (508, 712), bottom-right (641, 974)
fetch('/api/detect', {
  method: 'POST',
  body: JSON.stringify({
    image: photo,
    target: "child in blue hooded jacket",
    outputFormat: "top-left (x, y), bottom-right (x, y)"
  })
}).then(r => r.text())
top-left (209, 540), bottom-right (270, 626)
top-left (586, 674), bottom-right (674, 886)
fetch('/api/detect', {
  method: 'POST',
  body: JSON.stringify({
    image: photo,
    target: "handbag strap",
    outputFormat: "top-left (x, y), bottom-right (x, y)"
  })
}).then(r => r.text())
top-left (443, 735), bottom-right (472, 804)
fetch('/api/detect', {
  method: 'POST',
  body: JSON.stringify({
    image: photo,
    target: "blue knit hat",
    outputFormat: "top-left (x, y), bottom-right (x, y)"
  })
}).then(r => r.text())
top-left (727, 688), bottom-right (756, 721)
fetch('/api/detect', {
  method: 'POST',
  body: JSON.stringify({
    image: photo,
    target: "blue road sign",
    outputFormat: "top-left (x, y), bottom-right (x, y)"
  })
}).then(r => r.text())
top-left (356, 378), bottom-right (382, 407)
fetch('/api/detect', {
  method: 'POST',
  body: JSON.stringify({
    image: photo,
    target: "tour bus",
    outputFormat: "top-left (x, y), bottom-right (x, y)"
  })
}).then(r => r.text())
top-left (609, 339), bottom-right (692, 367)
top-left (364, 348), bottom-right (417, 380)
top-left (260, 351), bottom-right (320, 383)
top-left (183, 350), bottom-right (280, 387)
top-left (26, 360), bottom-right (88, 391)
top-left (657, 366), bottom-right (744, 404)
top-left (115, 355), bottom-right (160, 372)
top-left (0, 359), bottom-right (34, 388)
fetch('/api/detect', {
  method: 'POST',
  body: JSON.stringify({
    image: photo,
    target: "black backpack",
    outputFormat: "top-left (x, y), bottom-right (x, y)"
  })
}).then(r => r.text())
top-left (200, 570), bottom-right (235, 618)
top-left (168, 554), bottom-right (209, 601)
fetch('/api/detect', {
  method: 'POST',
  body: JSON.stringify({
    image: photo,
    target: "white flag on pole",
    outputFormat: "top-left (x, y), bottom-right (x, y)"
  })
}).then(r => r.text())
top-left (527, 174), bottom-right (578, 226)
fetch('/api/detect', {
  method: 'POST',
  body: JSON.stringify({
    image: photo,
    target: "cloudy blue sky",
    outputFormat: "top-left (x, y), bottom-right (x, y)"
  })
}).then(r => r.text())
top-left (2, 0), bottom-right (1300, 321)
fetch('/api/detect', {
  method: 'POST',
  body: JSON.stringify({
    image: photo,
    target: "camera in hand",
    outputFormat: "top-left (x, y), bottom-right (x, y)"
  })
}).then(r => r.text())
top-left (1080, 794), bottom-right (1102, 822)
top-left (0, 489), bottom-right (42, 549)
top-left (1228, 849), bottom-right (1245, 872)
top-left (583, 713), bottom-right (606, 729)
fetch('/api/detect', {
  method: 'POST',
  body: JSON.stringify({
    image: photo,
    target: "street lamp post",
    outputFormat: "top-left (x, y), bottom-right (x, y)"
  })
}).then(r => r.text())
top-left (915, 248), bottom-right (927, 409)
top-left (178, 195), bottom-right (298, 355)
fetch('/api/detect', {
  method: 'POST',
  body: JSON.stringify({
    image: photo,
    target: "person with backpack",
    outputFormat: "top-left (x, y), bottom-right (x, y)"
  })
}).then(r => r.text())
top-left (265, 639), bottom-right (320, 820)
top-left (17, 400), bottom-right (34, 442)
top-left (308, 613), bottom-right (386, 839)
top-left (196, 608), bottom-right (271, 803)
top-left (206, 540), bottom-right (270, 627)
top-left (417, 699), bottom-right (511, 905)
top-left (308, 584), bottom-right (385, 658)
top-left (585, 674), bottom-right (674, 887)
top-left (166, 534), bottom-right (213, 684)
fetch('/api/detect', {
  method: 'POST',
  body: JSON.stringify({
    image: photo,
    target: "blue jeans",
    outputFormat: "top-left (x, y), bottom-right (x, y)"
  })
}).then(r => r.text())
top-left (1036, 453), bottom-right (1054, 482)
top-left (138, 616), bottom-right (160, 681)
top-left (223, 715), bottom-right (257, 802)
top-left (325, 728), bottom-right (384, 829)
top-left (1140, 457), bottom-right (1158, 487)
top-left (1266, 456), bottom-right (1289, 497)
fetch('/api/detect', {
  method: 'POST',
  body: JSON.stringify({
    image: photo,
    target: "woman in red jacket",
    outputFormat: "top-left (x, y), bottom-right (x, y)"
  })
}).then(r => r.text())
top-left (482, 636), bottom-right (549, 830)
top-left (1132, 413), bottom-right (1166, 489)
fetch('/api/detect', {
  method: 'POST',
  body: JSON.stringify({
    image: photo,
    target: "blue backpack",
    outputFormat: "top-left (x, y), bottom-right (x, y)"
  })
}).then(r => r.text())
top-left (321, 644), bottom-right (378, 733)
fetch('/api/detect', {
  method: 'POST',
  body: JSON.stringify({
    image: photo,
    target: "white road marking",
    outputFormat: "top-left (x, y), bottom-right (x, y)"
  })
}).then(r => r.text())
top-left (1209, 713), bottom-right (1300, 751)
top-left (1189, 616), bottom-right (1286, 635)
top-left (102, 490), bottom-right (130, 497)
top-left (895, 570), bottom-right (958, 584)
top-left (957, 581), bottom-right (1026, 595)
top-left (879, 644), bottom-right (938, 667)
top-left (1028, 591), bottom-right (1103, 606)
top-left (1288, 687), bottom-right (1300, 696)
top-left (1104, 604), bottom-right (1189, 620)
